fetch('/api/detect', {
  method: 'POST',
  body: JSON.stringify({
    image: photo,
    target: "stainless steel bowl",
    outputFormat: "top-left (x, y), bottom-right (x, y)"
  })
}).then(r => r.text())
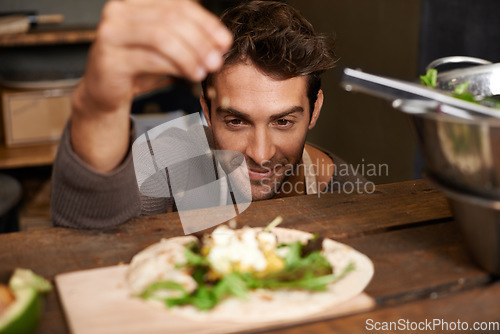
top-left (410, 110), bottom-right (500, 199)
top-left (342, 57), bottom-right (500, 197)
top-left (407, 58), bottom-right (500, 198)
top-left (401, 59), bottom-right (500, 274)
top-left (426, 174), bottom-right (500, 275)
top-left (342, 57), bottom-right (500, 274)
top-left (432, 58), bottom-right (500, 97)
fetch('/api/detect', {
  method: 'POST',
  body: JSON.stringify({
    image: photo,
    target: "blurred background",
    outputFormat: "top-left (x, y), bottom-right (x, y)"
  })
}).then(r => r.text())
top-left (0, 0), bottom-right (499, 231)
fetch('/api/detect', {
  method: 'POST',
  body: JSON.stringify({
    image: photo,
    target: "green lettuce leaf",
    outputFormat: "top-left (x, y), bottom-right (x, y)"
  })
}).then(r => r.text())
top-left (139, 239), bottom-right (355, 311)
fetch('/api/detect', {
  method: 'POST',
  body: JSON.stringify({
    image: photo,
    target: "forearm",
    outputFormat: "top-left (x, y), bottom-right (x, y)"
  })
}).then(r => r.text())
top-left (70, 80), bottom-right (132, 173)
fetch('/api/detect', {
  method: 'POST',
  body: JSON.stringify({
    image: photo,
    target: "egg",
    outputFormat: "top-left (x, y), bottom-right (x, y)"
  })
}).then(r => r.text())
top-left (205, 225), bottom-right (285, 278)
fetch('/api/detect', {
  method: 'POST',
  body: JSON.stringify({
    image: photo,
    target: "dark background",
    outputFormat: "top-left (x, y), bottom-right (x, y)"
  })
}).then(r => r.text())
top-left (1, 0), bottom-right (500, 184)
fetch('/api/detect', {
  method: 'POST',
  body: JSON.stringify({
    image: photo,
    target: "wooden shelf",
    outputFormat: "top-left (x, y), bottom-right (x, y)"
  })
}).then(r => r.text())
top-left (0, 25), bottom-right (96, 47)
top-left (0, 142), bottom-right (59, 169)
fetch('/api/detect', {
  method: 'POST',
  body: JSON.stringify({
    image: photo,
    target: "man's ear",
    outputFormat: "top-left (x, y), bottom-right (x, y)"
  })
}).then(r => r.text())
top-left (308, 89), bottom-right (323, 130)
top-left (200, 92), bottom-right (212, 127)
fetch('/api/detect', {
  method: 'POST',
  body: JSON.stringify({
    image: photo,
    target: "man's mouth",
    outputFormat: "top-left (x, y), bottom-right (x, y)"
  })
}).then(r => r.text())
top-left (247, 168), bottom-right (274, 181)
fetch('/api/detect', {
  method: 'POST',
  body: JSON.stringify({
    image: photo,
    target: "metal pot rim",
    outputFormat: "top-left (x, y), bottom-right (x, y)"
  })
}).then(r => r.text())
top-left (437, 62), bottom-right (500, 82)
top-left (406, 103), bottom-right (500, 125)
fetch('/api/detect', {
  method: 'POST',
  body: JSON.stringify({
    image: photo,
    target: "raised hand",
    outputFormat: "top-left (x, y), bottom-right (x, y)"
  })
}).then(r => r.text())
top-left (70, 0), bottom-right (232, 172)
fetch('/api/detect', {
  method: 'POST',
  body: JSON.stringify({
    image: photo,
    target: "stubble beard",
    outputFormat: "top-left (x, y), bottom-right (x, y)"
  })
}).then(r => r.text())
top-left (250, 149), bottom-right (304, 201)
top-left (212, 132), bottom-right (306, 202)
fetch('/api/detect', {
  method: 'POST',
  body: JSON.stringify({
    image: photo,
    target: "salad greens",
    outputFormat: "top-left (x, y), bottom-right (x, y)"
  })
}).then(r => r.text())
top-left (420, 68), bottom-right (437, 88)
top-left (420, 69), bottom-right (500, 109)
top-left (140, 240), bottom-right (355, 311)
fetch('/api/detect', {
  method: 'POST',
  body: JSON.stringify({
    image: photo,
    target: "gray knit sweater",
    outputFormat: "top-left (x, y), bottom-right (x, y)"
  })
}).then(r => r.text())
top-left (51, 120), bottom-right (367, 229)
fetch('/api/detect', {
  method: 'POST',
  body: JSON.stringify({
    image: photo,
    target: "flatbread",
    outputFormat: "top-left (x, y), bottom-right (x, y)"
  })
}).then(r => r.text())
top-left (126, 227), bottom-right (374, 323)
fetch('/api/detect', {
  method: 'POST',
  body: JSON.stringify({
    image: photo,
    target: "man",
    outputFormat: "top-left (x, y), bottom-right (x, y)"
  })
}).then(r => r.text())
top-left (51, 0), bottom-right (366, 228)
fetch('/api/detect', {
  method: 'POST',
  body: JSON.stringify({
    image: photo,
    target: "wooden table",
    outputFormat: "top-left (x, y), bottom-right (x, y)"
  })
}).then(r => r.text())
top-left (1, 179), bottom-right (498, 333)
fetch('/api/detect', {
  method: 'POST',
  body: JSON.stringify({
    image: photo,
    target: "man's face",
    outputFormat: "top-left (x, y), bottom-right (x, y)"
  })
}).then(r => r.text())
top-left (201, 62), bottom-right (322, 201)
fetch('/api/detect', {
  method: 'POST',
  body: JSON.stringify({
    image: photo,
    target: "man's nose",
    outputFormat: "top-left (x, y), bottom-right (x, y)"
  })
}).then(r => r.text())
top-left (245, 127), bottom-right (276, 166)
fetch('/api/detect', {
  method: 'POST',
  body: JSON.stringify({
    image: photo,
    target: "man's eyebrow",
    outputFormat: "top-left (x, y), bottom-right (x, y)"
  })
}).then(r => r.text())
top-left (215, 106), bottom-right (304, 120)
top-left (270, 106), bottom-right (304, 120)
top-left (216, 107), bottom-right (249, 119)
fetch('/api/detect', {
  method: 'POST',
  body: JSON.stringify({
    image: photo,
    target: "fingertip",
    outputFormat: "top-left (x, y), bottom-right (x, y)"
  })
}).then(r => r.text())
top-left (219, 29), bottom-right (233, 49)
top-left (194, 66), bottom-right (207, 81)
top-left (206, 51), bottom-right (223, 71)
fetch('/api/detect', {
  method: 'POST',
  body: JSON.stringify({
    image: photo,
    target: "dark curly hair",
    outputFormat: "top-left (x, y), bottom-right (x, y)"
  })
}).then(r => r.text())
top-left (202, 0), bottom-right (338, 118)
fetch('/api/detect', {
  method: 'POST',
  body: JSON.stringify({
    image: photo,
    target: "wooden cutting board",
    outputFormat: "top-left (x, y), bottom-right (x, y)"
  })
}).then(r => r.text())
top-left (56, 265), bottom-right (375, 334)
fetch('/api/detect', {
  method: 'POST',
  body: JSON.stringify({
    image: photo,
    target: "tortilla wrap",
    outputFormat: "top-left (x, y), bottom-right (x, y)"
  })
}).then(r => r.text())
top-left (126, 227), bottom-right (374, 323)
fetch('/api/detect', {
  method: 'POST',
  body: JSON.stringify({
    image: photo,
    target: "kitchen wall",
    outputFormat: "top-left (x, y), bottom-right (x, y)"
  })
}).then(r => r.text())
top-left (0, 0), bottom-right (422, 184)
top-left (0, 0), bottom-right (105, 25)
top-left (288, 0), bottom-right (422, 184)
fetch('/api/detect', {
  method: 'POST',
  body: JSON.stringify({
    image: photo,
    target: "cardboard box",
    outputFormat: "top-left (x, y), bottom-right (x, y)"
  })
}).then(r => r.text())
top-left (1, 88), bottom-right (72, 146)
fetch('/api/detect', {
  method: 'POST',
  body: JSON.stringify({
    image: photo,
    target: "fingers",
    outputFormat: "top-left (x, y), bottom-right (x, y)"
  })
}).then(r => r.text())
top-left (167, 12), bottom-right (226, 73)
top-left (98, 0), bottom-right (232, 81)
top-left (129, 0), bottom-right (233, 51)
top-left (177, 0), bottom-right (233, 51)
top-left (116, 23), bottom-right (207, 81)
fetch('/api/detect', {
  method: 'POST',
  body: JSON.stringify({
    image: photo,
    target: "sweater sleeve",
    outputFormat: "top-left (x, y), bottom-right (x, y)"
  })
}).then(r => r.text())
top-left (50, 120), bottom-right (142, 229)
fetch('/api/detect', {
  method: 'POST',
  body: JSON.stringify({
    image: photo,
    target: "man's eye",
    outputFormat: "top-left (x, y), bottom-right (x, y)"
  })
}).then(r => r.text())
top-left (275, 119), bottom-right (293, 128)
top-left (226, 119), bottom-right (244, 127)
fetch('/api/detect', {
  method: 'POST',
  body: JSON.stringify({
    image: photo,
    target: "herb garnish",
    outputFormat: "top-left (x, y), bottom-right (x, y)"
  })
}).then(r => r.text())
top-left (420, 68), bottom-right (500, 109)
top-left (140, 239), bottom-right (355, 310)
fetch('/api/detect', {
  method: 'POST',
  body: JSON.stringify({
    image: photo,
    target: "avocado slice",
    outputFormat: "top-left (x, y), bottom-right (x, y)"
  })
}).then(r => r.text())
top-left (0, 269), bottom-right (52, 334)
